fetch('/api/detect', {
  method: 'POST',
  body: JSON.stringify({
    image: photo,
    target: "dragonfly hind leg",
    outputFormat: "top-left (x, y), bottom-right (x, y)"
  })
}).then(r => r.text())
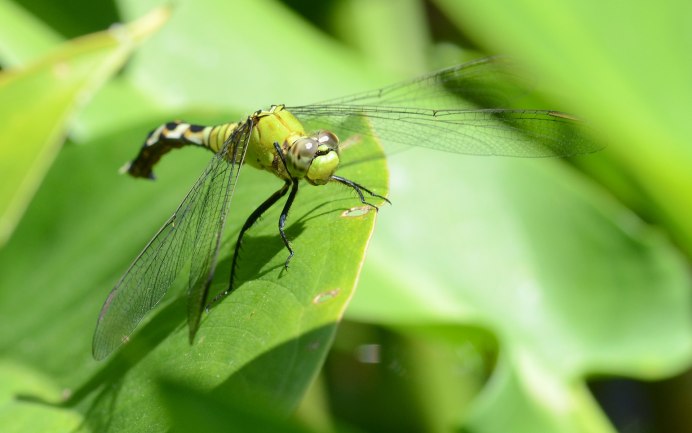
top-left (330, 175), bottom-right (391, 210)
top-left (207, 179), bottom-right (291, 309)
top-left (207, 142), bottom-right (299, 309)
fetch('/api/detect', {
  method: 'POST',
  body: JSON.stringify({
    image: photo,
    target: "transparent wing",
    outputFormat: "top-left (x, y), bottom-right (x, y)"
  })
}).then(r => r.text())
top-left (92, 121), bottom-right (252, 360)
top-left (307, 56), bottom-right (519, 109)
top-left (289, 56), bottom-right (600, 157)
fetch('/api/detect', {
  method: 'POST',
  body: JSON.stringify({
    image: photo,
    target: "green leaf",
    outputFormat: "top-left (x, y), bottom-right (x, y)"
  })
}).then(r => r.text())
top-left (0, 2), bottom-right (392, 431)
top-left (0, 1), bottom-right (63, 66)
top-left (330, 0), bottom-right (429, 75)
top-left (0, 114), bottom-right (387, 431)
top-left (0, 7), bottom-right (169, 247)
top-left (117, 0), bottom-right (387, 113)
top-left (0, 360), bottom-right (82, 432)
top-left (433, 0), bottom-right (692, 256)
top-left (3, 1), bottom-right (690, 432)
top-left (92, 132), bottom-right (385, 431)
top-left (157, 380), bottom-right (317, 433)
top-left (350, 149), bottom-right (692, 432)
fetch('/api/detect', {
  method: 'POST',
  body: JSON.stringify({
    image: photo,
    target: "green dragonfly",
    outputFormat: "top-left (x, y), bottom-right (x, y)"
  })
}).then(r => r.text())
top-left (92, 56), bottom-right (599, 360)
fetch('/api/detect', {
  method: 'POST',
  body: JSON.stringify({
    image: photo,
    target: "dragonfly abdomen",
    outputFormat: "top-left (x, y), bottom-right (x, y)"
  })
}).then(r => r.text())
top-left (123, 121), bottom-right (238, 179)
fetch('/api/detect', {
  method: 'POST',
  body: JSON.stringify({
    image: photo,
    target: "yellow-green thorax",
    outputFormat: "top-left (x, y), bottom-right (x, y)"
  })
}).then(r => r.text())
top-left (246, 105), bottom-right (341, 185)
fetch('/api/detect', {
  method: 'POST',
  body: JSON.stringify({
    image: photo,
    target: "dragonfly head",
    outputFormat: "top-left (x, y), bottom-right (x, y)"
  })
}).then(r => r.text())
top-left (287, 130), bottom-right (340, 185)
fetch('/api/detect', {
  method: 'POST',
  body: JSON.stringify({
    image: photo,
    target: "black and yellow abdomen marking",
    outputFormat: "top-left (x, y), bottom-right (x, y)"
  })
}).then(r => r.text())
top-left (123, 121), bottom-right (238, 179)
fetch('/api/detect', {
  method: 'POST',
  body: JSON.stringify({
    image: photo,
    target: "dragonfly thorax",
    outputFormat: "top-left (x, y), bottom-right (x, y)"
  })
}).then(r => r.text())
top-left (246, 106), bottom-right (340, 184)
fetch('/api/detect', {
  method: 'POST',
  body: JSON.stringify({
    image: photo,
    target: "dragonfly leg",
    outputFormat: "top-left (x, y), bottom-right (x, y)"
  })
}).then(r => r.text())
top-left (278, 180), bottom-right (299, 270)
top-left (273, 141), bottom-right (300, 270)
top-left (207, 179), bottom-right (292, 309)
top-left (330, 175), bottom-right (391, 210)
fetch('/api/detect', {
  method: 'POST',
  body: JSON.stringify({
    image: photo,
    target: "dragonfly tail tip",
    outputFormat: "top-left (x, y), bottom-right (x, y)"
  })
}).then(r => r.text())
top-left (118, 162), bottom-right (132, 175)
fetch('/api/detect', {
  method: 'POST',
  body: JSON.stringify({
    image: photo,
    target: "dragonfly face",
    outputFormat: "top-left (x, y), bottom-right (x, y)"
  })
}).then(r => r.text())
top-left (287, 130), bottom-right (341, 185)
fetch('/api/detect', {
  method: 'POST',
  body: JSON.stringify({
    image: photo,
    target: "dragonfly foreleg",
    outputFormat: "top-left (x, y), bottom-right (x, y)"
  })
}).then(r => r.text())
top-left (330, 175), bottom-right (391, 210)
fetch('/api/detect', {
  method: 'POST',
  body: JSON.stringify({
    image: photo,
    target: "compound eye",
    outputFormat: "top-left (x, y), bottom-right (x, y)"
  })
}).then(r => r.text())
top-left (317, 131), bottom-right (339, 149)
top-left (293, 137), bottom-right (319, 161)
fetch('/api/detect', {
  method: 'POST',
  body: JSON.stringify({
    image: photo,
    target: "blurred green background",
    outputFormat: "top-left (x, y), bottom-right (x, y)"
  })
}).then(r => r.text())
top-left (0, 0), bottom-right (691, 432)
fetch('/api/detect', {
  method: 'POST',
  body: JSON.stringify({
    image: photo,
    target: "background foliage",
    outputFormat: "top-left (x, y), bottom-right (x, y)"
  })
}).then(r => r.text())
top-left (0, 0), bottom-right (690, 432)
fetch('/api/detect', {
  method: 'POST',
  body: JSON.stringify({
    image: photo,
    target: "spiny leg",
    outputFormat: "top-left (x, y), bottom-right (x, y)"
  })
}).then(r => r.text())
top-left (330, 175), bottom-right (391, 210)
top-left (207, 179), bottom-right (292, 309)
